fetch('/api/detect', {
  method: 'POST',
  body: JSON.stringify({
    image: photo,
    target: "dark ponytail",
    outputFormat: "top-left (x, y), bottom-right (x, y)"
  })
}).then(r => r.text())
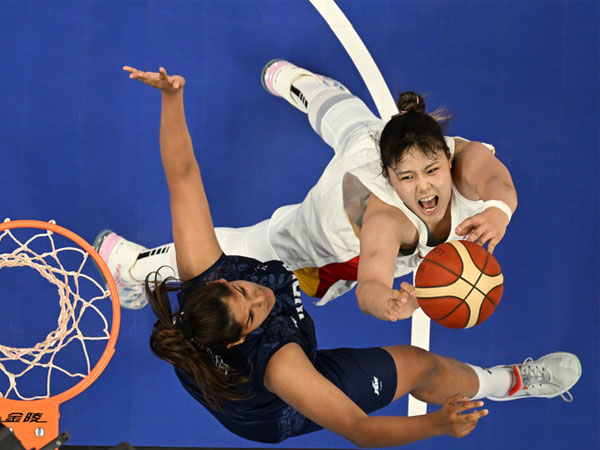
top-left (146, 272), bottom-right (250, 409)
top-left (378, 91), bottom-right (452, 176)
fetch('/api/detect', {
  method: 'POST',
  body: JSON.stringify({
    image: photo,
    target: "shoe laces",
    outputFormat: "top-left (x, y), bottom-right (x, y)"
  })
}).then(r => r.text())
top-left (520, 357), bottom-right (574, 402)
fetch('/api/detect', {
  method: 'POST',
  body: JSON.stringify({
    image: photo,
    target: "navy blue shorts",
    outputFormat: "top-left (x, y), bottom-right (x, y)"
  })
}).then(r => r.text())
top-left (295, 347), bottom-right (397, 436)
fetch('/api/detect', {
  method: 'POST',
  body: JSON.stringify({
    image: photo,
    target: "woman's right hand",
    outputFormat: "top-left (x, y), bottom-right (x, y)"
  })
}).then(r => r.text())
top-left (123, 66), bottom-right (185, 93)
top-left (431, 393), bottom-right (488, 438)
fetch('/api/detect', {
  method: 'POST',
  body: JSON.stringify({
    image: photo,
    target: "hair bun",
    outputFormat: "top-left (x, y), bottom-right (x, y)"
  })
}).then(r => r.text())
top-left (397, 91), bottom-right (425, 114)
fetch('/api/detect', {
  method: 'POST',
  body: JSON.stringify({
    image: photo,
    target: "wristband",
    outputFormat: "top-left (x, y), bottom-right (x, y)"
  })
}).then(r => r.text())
top-left (483, 200), bottom-right (512, 224)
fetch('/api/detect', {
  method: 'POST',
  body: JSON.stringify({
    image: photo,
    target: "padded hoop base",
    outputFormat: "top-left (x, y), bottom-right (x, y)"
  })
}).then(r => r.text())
top-left (0, 397), bottom-right (59, 449)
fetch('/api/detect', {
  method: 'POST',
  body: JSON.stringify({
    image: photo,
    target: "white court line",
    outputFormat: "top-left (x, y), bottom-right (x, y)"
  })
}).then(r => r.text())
top-left (308, 0), bottom-right (431, 416)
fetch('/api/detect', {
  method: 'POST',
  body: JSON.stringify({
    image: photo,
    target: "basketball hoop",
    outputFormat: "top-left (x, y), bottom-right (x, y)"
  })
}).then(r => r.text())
top-left (0, 219), bottom-right (120, 449)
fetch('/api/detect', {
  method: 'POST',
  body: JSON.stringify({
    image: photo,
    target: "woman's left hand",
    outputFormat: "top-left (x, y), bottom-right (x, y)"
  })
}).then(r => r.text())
top-left (454, 207), bottom-right (509, 254)
top-left (123, 66), bottom-right (185, 93)
top-left (384, 282), bottom-right (419, 322)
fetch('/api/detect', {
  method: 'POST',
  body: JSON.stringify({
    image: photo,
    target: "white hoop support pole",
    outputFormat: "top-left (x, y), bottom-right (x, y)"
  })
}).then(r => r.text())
top-left (308, 0), bottom-right (431, 416)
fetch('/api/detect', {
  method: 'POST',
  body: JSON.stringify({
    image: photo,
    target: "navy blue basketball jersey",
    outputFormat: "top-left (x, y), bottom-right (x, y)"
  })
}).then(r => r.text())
top-left (174, 253), bottom-right (318, 443)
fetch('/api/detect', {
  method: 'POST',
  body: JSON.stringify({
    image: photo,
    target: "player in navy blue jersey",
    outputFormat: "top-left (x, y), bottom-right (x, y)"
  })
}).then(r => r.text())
top-left (95, 66), bottom-right (581, 447)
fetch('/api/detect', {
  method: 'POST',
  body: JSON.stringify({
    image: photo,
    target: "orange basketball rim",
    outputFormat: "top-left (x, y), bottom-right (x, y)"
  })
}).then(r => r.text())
top-left (0, 219), bottom-right (120, 449)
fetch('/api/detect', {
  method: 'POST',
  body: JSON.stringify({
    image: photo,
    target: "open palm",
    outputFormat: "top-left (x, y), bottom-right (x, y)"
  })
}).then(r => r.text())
top-left (123, 65), bottom-right (185, 93)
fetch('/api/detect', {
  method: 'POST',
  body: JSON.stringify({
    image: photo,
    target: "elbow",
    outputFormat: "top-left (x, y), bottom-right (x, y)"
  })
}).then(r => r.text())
top-left (355, 283), bottom-right (370, 314)
top-left (344, 419), bottom-right (375, 448)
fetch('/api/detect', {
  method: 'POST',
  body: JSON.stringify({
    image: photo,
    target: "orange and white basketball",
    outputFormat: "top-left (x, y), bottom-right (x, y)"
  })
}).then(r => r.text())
top-left (414, 240), bottom-right (503, 329)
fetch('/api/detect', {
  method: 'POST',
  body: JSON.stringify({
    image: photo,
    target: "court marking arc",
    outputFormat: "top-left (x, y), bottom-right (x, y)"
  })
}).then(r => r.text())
top-left (308, 0), bottom-right (430, 416)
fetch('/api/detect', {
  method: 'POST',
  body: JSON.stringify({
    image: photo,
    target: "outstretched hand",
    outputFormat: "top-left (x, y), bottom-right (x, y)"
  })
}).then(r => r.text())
top-left (384, 281), bottom-right (419, 322)
top-left (455, 207), bottom-right (509, 254)
top-left (433, 394), bottom-right (488, 439)
top-left (123, 66), bottom-right (185, 93)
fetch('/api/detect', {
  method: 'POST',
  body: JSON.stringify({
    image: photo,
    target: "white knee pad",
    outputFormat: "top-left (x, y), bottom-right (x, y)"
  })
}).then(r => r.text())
top-left (308, 92), bottom-right (379, 154)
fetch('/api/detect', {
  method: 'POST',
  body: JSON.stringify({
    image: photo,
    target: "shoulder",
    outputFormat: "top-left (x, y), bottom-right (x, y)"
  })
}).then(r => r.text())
top-left (264, 342), bottom-right (311, 390)
top-left (187, 254), bottom-right (269, 285)
top-left (452, 137), bottom-right (496, 174)
top-left (453, 138), bottom-right (496, 165)
top-left (261, 313), bottom-right (309, 345)
top-left (250, 312), bottom-right (316, 390)
top-left (452, 139), bottom-right (504, 199)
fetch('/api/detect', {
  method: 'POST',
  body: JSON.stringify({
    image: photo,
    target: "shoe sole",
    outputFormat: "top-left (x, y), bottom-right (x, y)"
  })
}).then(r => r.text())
top-left (91, 229), bottom-right (116, 297)
top-left (261, 58), bottom-right (285, 94)
top-left (93, 229), bottom-right (113, 252)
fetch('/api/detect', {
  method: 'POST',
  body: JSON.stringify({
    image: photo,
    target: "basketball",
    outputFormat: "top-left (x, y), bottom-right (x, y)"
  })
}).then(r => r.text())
top-left (414, 240), bottom-right (503, 329)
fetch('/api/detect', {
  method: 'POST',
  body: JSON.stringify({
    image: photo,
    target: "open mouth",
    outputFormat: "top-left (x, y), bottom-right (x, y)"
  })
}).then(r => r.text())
top-left (418, 195), bottom-right (439, 214)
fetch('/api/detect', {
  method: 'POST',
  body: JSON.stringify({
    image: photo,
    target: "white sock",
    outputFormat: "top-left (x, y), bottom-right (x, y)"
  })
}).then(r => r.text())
top-left (468, 364), bottom-right (515, 400)
top-left (130, 243), bottom-right (178, 282)
top-left (291, 76), bottom-right (332, 112)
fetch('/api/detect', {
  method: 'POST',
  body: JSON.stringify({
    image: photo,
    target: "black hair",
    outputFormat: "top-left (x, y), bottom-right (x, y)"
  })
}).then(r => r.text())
top-left (379, 91), bottom-right (452, 177)
top-left (146, 272), bottom-right (250, 409)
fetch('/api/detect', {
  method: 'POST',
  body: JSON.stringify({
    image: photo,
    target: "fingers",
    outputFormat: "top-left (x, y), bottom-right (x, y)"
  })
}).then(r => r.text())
top-left (389, 290), bottom-right (409, 308)
top-left (456, 399), bottom-right (485, 414)
top-left (384, 309), bottom-right (398, 322)
top-left (442, 394), bottom-right (489, 438)
top-left (454, 409), bottom-right (488, 438)
top-left (385, 289), bottom-right (418, 321)
top-left (123, 65), bottom-right (185, 92)
top-left (444, 394), bottom-right (486, 414)
top-left (385, 293), bottom-right (406, 321)
top-left (486, 237), bottom-right (499, 254)
top-left (159, 67), bottom-right (171, 84)
top-left (457, 210), bottom-right (508, 251)
top-left (457, 223), bottom-right (495, 250)
top-left (455, 218), bottom-right (473, 236)
top-left (158, 67), bottom-right (183, 89)
top-left (458, 218), bottom-right (486, 244)
top-left (385, 294), bottom-right (404, 321)
top-left (399, 281), bottom-right (416, 297)
top-left (456, 406), bottom-right (489, 433)
top-left (445, 393), bottom-right (469, 405)
top-left (465, 229), bottom-right (484, 244)
top-left (123, 65), bottom-right (152, 83)
top-left (123, 65), bottom-right (144, 80)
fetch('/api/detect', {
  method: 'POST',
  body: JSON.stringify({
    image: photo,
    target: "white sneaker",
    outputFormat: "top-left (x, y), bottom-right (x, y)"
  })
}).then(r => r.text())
top-left (261, 59), bottom-right (349, 111)
top-left (488, 352), bottom-right (581, 402)
top-left (93, 230), bottom-right (148, 310)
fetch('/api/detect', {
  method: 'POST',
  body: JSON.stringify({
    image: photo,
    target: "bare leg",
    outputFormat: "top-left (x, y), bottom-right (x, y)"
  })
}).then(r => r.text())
top-left (382, 346), bottom-right (479, 404)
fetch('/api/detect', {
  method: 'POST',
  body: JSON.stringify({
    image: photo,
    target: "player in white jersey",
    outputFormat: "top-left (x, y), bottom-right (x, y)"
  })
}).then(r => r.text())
top-left (97, 60), bottom-right (517, 319)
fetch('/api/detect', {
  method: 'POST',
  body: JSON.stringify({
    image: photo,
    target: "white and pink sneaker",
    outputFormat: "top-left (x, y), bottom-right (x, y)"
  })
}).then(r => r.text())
top-left (93, 230), bottom-right (148, 310)
top-left (261, 59), bottom-right (349, 112)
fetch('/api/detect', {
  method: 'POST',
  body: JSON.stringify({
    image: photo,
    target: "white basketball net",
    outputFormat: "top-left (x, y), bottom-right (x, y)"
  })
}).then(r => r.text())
top-left (0, 224), bottom-right (112, 400)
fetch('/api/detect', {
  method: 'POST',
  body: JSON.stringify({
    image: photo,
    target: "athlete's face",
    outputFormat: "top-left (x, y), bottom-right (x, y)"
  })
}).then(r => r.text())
top-left (387, 147), bottom-right (453, 227)
top-left (221, 280), bottom-right (276, 344)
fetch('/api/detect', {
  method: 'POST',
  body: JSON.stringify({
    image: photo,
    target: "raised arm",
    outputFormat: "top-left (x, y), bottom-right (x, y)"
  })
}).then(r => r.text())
top-left (264, 343), bottom-right (486, 448)
top-left (124, 66), bottom-right (222, 279)
top-left (452, 139), bottom-right (518, 254)
top-left (356, 194), bottom-right (419, 321)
